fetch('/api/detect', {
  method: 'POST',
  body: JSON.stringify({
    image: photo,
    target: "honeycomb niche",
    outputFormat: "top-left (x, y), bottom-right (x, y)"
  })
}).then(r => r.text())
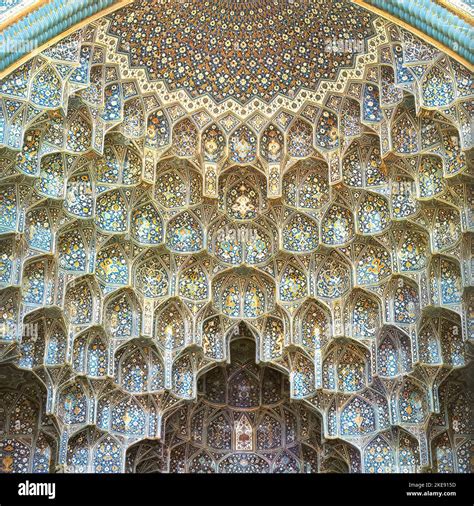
top-left (0, 0), bottom-right (472, 475)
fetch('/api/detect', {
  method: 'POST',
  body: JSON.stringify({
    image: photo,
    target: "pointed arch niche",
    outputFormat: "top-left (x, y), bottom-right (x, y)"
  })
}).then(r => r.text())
top-left (149, 335), bottom-right (322, 473)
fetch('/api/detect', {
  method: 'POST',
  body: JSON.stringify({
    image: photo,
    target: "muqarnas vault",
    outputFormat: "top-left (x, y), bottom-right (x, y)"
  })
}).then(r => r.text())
top-left (0, 0), bottom-right (472, 475)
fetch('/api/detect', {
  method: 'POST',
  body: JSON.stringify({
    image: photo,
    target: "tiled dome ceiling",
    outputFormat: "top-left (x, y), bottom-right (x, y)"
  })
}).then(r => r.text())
top-left (106, 0), bottom-right (377, 104)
